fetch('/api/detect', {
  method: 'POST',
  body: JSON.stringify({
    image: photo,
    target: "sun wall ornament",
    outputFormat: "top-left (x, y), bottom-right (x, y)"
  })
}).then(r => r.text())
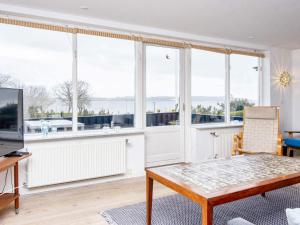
top-left (278, 71), bottom-right (291, 87)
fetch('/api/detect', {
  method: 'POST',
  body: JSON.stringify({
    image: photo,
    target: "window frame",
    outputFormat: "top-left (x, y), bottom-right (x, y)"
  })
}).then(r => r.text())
top-left (228, 54), bottom-right (262, 123)
top-left (143, 43), bottom-right (185, 130)
top-left (0, 22), bottom-right (263, 136)
top-left (190, 51), bottom-right (262, 127)
top-left (74, 33), bottom-right (137, 131)
top-left (0, 24), bottom-right (75, 134)
top-left (190, 49), bottom-right (228, 125)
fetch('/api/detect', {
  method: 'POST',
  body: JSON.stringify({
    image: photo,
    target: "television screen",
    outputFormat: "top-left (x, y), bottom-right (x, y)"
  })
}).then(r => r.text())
top-left (0, 88), bottom-right (24, 157)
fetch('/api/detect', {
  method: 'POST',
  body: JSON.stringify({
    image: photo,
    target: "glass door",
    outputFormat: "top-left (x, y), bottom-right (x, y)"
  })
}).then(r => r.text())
top-left (146, 45), bottom-right (180, 127)
top-left (144, 45), bottom-right (184, 166)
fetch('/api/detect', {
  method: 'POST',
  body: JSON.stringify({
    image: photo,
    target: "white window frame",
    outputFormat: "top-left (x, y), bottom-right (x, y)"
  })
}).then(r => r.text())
top-left (143, 43), bottom-right (185, 130)
top-left (258, 57), bottom-right (264, 106)
top-left (225, 54), bottom-right (231, 123)
top-left (134, 41), bottom-right (144, 129)
top-left (190, 51), bottom-right (262, 127)
top-left (5, 22), bottom-right (263, 136)
top-left (70, 42), bottom-right (263, 131)
top-left (228, 54), bottom-right (262, 123)
top-left (70, 34), bottom-right (138, 132)
top-left (72, 33), bottom-right (78, 132)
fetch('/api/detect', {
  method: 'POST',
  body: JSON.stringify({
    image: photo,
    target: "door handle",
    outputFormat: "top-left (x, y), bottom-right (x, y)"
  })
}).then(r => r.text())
top-left (210, 132), bottom-right (219, 137)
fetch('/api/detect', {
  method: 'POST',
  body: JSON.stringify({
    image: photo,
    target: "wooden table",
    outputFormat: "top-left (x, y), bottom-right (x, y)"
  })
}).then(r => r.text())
top-left (0, 154), bottom-right (31, 214)
top-left (146, 154), bottom-right (300, 225)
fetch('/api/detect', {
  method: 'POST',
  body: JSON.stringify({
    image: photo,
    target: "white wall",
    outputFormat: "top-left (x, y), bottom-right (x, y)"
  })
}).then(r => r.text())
top-left (292, 49), bottom-right (300, 131)
top-left (265, 47), bottom-right (300, 157)
top-left (269, 48), bottom-right (293, 133)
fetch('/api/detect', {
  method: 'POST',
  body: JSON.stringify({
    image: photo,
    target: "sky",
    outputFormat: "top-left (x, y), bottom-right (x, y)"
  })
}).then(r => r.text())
top-left (191, 49), bottom-right (259, 103)
top-left (0, 89), bottom-right (18, 107)
top-left (0, 23), bottom-right (259, 102)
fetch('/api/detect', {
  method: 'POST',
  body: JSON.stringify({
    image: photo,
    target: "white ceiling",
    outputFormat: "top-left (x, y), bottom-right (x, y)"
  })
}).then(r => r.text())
top-left (1, 0), bottom-right (300, 49)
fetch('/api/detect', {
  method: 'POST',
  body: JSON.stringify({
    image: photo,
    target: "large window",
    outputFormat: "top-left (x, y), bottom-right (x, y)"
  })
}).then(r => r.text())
top-left (146, 46), bottom-right (180, 127)
top-left (191, 50), bottom-right (260, 125)
top-left (0, 21), bottom-right (262, 135)
top-left (191, 50), bottom-right (226, 124)
top-left (77, 34), bottom-right (135, 130)
top-left (230, 55), bottom-right (259, 121)
top-left (0, 24), bottom-right (73, 134)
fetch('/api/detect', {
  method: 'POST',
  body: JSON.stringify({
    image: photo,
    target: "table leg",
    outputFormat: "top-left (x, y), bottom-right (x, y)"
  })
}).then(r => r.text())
top-left (146, 174), bottom-right (153, 225)
top-left (14, 162), bottom-right (19, 214)
top-left (202, 201), bottom-right (213, 225)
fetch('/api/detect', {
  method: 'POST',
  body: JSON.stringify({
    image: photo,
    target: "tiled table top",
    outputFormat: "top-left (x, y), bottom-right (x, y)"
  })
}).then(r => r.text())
top-left (160, 155), bottom-right (300, 193)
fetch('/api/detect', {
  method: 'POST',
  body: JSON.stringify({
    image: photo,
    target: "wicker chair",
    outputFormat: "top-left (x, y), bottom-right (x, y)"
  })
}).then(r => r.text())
top-left (232, 106), bottom-right (283, 156)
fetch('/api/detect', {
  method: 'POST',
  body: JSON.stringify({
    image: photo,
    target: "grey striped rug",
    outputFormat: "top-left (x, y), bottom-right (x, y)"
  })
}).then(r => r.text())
top-left (101, 185), bottom-right (300, 225)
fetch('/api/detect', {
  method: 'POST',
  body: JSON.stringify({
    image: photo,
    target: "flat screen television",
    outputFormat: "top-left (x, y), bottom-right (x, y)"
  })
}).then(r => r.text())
top-left (0, 88), bottom-right (24, 157)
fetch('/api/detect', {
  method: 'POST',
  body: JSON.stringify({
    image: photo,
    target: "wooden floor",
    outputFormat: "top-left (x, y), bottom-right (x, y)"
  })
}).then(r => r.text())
top-left (0, 177), bottom-right (174, 225)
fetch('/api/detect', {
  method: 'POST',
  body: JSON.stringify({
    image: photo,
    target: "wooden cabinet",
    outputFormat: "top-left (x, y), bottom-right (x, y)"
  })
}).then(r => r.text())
top-left (0, 154), bottom-right (31, 214)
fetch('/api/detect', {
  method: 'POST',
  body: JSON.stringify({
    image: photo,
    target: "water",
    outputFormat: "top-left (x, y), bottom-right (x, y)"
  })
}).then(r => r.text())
top-left (88, 98), bottom-right (222, 114)
top-left (36, 97), bottom-right (223, 115)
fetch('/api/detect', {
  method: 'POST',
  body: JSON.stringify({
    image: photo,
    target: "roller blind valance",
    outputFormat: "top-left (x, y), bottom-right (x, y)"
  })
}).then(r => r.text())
top-left (0, 17), bottom-right (265, 58)
top-left (0, 17), bottom-right (74, 33)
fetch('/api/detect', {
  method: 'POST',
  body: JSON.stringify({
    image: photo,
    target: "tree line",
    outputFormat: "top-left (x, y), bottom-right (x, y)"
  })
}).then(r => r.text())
top-left (192, 98), bottom-right (255, 117)
top-left (1, 73), bottom-right (254, 119)
top-left (0, 73), bottom-right (91, 118)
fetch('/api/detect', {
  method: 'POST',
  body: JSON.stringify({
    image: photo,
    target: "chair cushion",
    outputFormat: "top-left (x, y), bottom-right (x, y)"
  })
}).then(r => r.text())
top-left (286, 208), bottom-right (300, 225)
top-left (285, 138), bottom-right (300, 148)
top-left (244, 106), bottom-right (277, 120)
top-left (227, 217), bottom-right (255, 225)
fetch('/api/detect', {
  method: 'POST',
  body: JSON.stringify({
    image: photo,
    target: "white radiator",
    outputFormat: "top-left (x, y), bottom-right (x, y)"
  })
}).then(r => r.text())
top-left (26, 139), bottom-right (127, 188)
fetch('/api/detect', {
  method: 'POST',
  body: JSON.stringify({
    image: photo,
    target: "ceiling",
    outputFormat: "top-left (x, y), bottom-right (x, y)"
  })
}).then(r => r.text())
top-left (0, 0), bottom-right (300, 49)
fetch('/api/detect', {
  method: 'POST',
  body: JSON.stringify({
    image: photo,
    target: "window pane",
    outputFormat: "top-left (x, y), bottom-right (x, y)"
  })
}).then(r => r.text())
top-left (146, 46), bottom-right (180, 127)
top-left (0, 24), bottom-right (73, 134)
top-left (77, 34), bottom-right (135, 130)
top-left (230, 55), bottom-right (259, 122)
top-left (191, 50), bottom-right (225, 124)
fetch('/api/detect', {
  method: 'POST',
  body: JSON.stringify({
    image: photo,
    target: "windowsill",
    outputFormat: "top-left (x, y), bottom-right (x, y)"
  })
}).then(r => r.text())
top-left (191, 122), bottom-right (243, 130)
top-left (25, 128), bottom-right (144, 142)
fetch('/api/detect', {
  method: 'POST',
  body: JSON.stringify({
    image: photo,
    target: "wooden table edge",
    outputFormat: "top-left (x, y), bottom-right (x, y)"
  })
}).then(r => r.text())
top-left (0, 153), bottom-right (32, 172)
top-left (146, 169), bottom-right (212, 225)
top-left (146, 170), bottom-right (207, 204)
top-left (146, 167), bottom-right (300, 225)
top-left (146, 168), bottom-right (300, 206)
top-left (208, 172), bottom-right (300, 205)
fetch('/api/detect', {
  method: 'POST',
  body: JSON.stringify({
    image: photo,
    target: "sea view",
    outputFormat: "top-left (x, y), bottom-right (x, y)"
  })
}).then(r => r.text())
top-left (48, 96), bottom-right (225, 115)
